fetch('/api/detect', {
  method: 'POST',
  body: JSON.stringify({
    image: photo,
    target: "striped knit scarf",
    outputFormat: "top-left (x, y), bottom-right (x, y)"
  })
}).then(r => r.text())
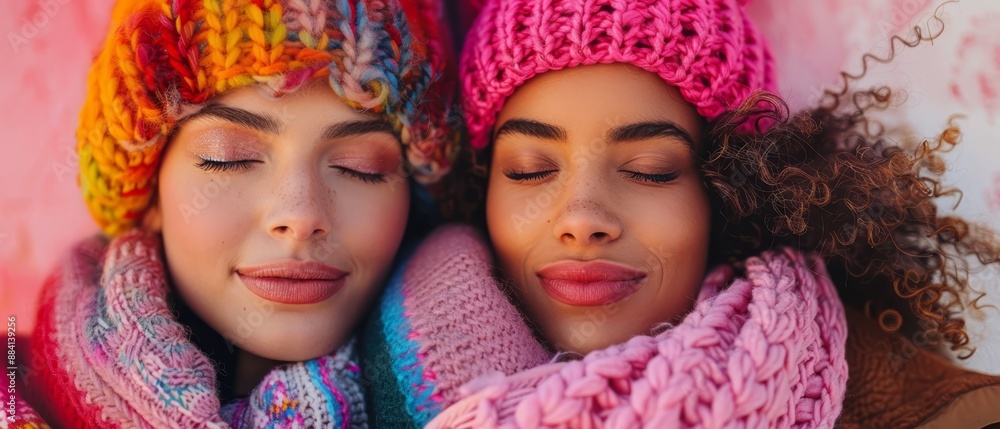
top-left (361, 224), bottom-right (848, 428)
top-left (30, 231), bottom-right (366, 428)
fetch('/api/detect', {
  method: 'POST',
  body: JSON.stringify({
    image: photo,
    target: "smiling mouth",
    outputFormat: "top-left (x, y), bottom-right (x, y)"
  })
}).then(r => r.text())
top-left (236, 261), bottom-right (348, 304)
top-left (537, 260), bottom-right (646, 306)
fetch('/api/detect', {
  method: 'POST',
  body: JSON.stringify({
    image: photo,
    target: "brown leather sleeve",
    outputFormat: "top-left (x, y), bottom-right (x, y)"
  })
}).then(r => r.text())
top-left (837, 308), bottom-right (1000, 429)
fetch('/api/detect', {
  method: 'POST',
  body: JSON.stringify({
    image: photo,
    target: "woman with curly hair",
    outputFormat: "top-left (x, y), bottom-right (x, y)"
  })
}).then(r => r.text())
top-left (357, 0), bottom-right (1000, 427)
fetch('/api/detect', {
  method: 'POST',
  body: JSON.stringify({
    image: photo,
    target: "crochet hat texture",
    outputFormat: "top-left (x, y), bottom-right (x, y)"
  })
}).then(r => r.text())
top-left (78, 0), bottom-right (457, 236)
top-left (460, 0), bottom-right (776, 149)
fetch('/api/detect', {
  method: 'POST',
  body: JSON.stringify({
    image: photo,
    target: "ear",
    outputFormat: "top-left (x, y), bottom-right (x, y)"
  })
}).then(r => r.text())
top-left (141, 199), bottom-right (163, 232)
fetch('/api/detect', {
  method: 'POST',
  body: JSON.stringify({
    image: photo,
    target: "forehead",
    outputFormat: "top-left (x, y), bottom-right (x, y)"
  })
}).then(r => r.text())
top-left (496, 63), bottom-right (703, 139)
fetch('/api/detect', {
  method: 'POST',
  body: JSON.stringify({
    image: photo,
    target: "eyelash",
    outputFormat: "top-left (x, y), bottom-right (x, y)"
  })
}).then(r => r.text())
top-left (195, 158), bottom-right (258, 172)
top-left (621, 171), bottom-right (679, 184)
top-left (503, 170), bottom-right (556, 181)
top-left (196, 159), bottom-right (387, 184)
top-left (503, 169), bottom-right (679, 184)
top-left (334, 167), bottom-right (388, 184)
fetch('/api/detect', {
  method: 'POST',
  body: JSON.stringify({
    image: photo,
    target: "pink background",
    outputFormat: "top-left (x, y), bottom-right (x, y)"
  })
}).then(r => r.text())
top-left (2, 0), bottom-right (998, 372)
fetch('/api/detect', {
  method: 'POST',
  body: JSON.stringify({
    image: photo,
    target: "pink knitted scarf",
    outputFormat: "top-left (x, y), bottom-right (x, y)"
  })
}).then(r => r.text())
top-left (372, 225), bottom-right (849, 428)
top-left (30, 231), bottom-right (366, 428)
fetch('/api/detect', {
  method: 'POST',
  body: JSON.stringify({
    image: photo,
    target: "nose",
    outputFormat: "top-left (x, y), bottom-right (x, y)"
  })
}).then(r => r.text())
top-left (552, 197), bottom-right (623, 246)
top-left (265, 168), bottom-right (332, 241)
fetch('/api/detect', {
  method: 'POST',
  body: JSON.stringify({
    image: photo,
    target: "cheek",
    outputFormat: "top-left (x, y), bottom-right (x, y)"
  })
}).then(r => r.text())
top-left (157, 166), bottom-right (251, 251)
top-left (632, 182), bottom-right (711, 279)
top-left (485, 178), bottom-right (534, 272)
top-left (335, 183), bottom-right (410, 271)
top-left (155, 152), bottom-right (254, 331)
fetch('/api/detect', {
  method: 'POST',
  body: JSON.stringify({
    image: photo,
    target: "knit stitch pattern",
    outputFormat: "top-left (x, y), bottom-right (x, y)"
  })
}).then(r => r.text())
top-left (460, 0), bottom-right (775, 149)
top-left (30, 231), bottom-right (366, 428)
top-left (220, 341), bottom-right (367, 428)
top-left (79, 0), bottom-right (457, 236)
top-left (420, 246), bottom-right (847, 428)
top-left (32, 233), bottom-right (225, 427)
top-left (361, 225), bottom-right (551, 426)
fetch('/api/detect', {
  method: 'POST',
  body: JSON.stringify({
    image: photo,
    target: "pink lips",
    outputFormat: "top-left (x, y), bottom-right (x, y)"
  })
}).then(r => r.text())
top-left (237, 261), bottom-right (347, 304)
top-left (537, 261), bottom-right (646, 306)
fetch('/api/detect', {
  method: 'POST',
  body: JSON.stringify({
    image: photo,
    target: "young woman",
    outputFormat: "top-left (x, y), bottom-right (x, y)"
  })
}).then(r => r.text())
top-left (361, 0), bottom-right (1000, 427)
top-left (20, 0), bottom-right (457, 427)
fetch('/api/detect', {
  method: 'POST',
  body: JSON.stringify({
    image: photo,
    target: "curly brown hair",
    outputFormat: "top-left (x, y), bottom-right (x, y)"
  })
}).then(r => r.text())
top-left (441, 9), bottom-right (1000, 358)
top-left (701, 7), bottom-right (1000, 357)
top-left (703, 94), bottom-right (1000, 358)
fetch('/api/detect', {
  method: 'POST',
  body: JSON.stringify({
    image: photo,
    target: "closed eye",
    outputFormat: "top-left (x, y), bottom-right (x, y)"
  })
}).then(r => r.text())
top-left (334, 166), bottom-right (388, 184)
top-left (503, 169), bottom-right (556, 182)
top-left (195, 158), bottom-right (260, 172)
top-left (620, 170), bottom-right (679, 184)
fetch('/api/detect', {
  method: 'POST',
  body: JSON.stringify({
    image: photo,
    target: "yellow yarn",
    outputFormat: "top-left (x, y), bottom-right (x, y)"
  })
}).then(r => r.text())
top-left (78, 0), bottom-right (259, 234)
top-left (77, 0), bottom-right (456, 235)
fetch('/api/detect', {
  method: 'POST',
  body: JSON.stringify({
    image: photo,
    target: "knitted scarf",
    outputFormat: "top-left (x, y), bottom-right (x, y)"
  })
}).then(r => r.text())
top-left (30, 231), bottom-right (366, 428)
top-left (3, 391), bottom-right (50, 428)
top-left (361, 225), bottom-right (848, 428)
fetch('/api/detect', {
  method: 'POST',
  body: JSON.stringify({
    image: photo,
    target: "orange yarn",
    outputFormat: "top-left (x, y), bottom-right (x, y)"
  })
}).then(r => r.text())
top-left (77, 0), bottom-right (457, 235)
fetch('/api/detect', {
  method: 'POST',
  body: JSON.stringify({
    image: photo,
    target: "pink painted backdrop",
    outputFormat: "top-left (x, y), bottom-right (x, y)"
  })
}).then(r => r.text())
top-left (1, 0), bottom-right (998, 372)
top-left (0, 0), bottom-right (116, 333)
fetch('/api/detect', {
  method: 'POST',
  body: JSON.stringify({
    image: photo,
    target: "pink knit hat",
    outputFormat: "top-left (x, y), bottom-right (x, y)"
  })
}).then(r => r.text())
top-left (460, 0), bottom-right (776, 149)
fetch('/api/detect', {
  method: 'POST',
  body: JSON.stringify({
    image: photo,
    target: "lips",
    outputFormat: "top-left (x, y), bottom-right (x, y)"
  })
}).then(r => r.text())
top-left (537, 261), bottom-right (646, 306)
top-left (237, 261), bottom-right (347, 304)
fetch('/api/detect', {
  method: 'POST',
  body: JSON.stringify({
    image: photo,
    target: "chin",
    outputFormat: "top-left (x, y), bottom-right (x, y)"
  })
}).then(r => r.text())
top-left (542, 317), bottom-right (649, 354)
top-left (544, 322), bottom-right (628, 355)
top-left (237, 328), bottom-right (344, 361)
top-left (257, 348), bottom-right (331, 362)
top-left (552, 338), bottom-right (613, 355)
top-left (245, 341), bottom-right (338, 361)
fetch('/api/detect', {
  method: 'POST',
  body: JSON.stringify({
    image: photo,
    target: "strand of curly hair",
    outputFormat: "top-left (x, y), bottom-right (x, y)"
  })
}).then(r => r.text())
top-left (702, 2), bottom-right (999, 357)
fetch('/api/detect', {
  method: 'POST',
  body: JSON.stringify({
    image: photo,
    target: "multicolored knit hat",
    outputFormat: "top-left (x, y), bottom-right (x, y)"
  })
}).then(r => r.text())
top-left (78, 0), bottom-right (457, 236)
top-left (460, 0), bottom-right (775, 149)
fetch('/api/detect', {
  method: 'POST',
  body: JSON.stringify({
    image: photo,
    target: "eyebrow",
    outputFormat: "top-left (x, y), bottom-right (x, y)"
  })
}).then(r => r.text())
top-left (607, 122), bottom-right (695, 147)
top-left (183, 105), bottom-right (396, 141)
top-left (493, 118), bottom-right (695, 148)
top-left (494, 119), bottom-right (567, 141)
top-left (185, 104), bottom-right (282, 134)
top-left (320, 119), bottom-right (396, 140)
